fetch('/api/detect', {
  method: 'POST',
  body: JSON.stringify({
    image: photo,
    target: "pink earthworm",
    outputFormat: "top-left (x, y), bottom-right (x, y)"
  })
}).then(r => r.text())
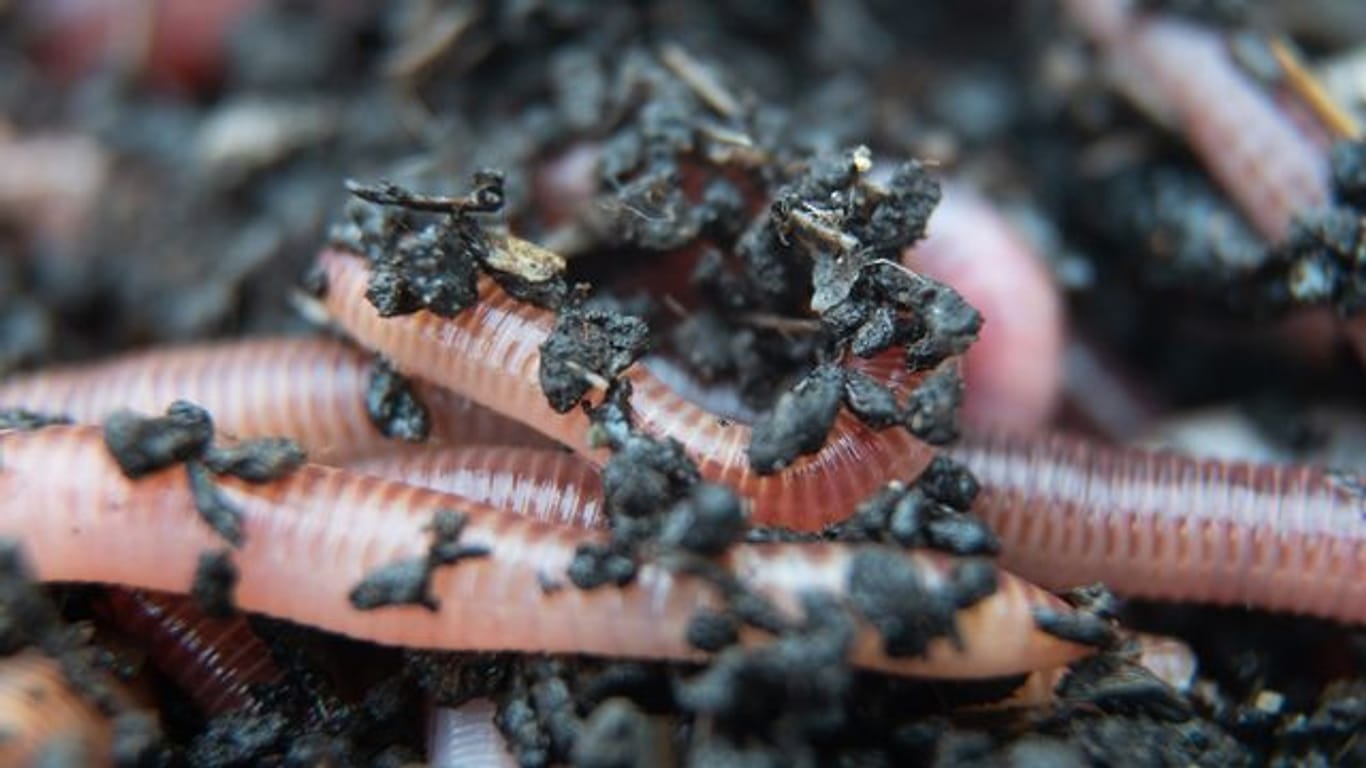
top-left (97, 589), bottom-right (281, 716)
top-left (903, 184), bottom-right (1064, 433)
top-left (0, 424), bottom-right (1088, 680)
top-left (351, 446), bottom-right (606, 530)
top-left (316, 249), bottom-right (937, 531)
top-left (1063, 0), bottom-right (1331, 244)
top-left (0, 651), bottom-right (112, 766)
top-left (951, 430), bottom-right (1366, 624)
top-left (428, 700), bottom-right (517, 768)
top-left (0, 337), bottom-right (551, 462)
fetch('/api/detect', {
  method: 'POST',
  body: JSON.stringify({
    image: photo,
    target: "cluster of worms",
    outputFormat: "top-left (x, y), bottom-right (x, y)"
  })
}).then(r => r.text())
top-left (0, 0), bottom-right (1364, 764)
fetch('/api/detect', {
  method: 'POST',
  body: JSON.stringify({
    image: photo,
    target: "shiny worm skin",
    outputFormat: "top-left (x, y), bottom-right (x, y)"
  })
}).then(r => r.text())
top-left (428, 700), bottom-right (517, 768)
top-left (0, 424), bottom-right (1087, 680)
top-left (350, 446), bottom-right (606, 530)
top-left (0, 336), bottom-right (550, 462)
top-left (346, 431), bottom-right (1366, 625)
top-left (316, 249), bottom-right (937, 532)
top-left (97, 589), bottom-right (282, 717)
top-left (951, 431), bottom-right (1366, 624)
top-left (1063, 0), bottom-right (1331, 244)
top-left (0, 651), bottom-right (112, 767)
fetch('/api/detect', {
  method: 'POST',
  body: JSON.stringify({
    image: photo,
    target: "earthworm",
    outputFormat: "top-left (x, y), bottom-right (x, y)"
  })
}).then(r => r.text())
top-left (904, 184), bottom-right (1064, 432)
top-left (0, 337), bottom-right (549, 462)
top-left (978, 632), bottom-right (1195, 712)
top-left (0, 130), bottom-right (109, 245)
top-left (0, 651), bottom-right (111, 766)
top-left (351, 446), bottom-right (606, 530)
top-left (951, 431), bottom-right (1366, 624)
top-left (0, 425), bottom-right (1088, 680)
top-left (97, 589), bottom-right (280, 716)
top-left (428, 700), bottom-right (517, 768)
top-left (1064, 0), bottom-right (1332, 243)
top-left (317, 249), bottom-right (936, 531)
top-left (20, 0), bottom-right (261, 94)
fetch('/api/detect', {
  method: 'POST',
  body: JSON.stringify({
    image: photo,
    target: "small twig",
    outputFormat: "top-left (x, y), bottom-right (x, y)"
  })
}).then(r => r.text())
top-left (660, 43), bottom-right (742, 118)
top-left (345, 172), bottom-right (505, 215)
top-left (1270, 37), bottom-right (1363, 141)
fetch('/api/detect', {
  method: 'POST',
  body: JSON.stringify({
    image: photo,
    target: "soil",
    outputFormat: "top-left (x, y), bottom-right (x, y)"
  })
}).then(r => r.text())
top-left (1, 1), bottom-right (1364, 765)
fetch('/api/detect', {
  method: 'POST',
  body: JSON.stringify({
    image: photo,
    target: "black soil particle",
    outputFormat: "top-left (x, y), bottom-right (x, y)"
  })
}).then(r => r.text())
top-left (0, 407), bottom-right (71, 431)
top-left (846, 548), bottom-right (962, 658)
top-left (1033, 606), bottom-right (1119, 650)
top-left (659, 483), bottom-right (747, 557)
top-left (348, 175), bottom-right (506, 320)
top-left (102, 400), bottom-right (214, 478)
top-left (191, 549), bottom-right (239, 619)
top-left (1057, 651), bottom-right (1192, 721)
top-left (842, 369), bottom-right (903, 429)
top-left (567, 542), bottom-right (639, 591)
top-left (349, 509), bottom-right (489, 612)
top-left (570, 698), bottom-right (656, 768)
top-left (352, 558), bottom-right (438, 610)
top-left (369, 222), bottom-right (481, 318)
top-left (686, 609), bottom-right (741, 653)
top-left (202, 437), bottom-right (306, 483)
top-left (843, 482), bottom-right (999, 557)
top-left (186, 460), bottom-right (246, 548)
top-left (364, 358), bottom-right (431, 442)
top-left (747, 364), bottom-right (845, 473)
top-left (1331, 140), bottom-right (1366, 208)
top-left (917, 456), bottom-right (982, 509)
top-left (1281, 206), bottom-right (1366, 316)
top-left (903, 365), bottom-right (966, 445)
top-left (539, 305), bottom-right (650, 413)
top-left (0, 540), bottom-right (63, 654)
top-left (348, 557), bottom-right (439, 613)
top-left (675, 593), bottom-right (855, 746)
top-left (403, 651), bottom-right (512, 705)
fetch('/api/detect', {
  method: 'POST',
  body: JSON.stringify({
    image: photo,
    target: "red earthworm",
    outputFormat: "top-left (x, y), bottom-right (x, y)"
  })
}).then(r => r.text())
top-left (350, 446), bottom-right (606, 530)
top-left (428, 699), bottom-right (517, 768)
top-left (0, 425), bottom-right (1088, 680)
top-left (0, 337), bottom-right (551, 462)
top-left (316, 249), bottom-right (937, 531)
top-left (1063, 0), bottom-right (1331, 243)
top-left (950, 431), bottom-right (1366, 624)
top-left (21, 0), bottom-right (261, 94)
top-left (0, 651), bottom-right (111, 766)
top-left (97, 589), bottom-right (281, 716)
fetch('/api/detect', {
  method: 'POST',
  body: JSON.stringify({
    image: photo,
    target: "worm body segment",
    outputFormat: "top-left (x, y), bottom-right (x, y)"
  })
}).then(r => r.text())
top-left (0, 425), bottom-right (1087, 680)
top-left (318, 250), bottom-right (936, 531)
top-left (953, 431), bottom-right (1366, 624)
top-left (0, 337), bottom-right (548, 462)
top-left (99, 589), bottom-right (281, 716)
top-left (351, 446), bottom-right (606, 530)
